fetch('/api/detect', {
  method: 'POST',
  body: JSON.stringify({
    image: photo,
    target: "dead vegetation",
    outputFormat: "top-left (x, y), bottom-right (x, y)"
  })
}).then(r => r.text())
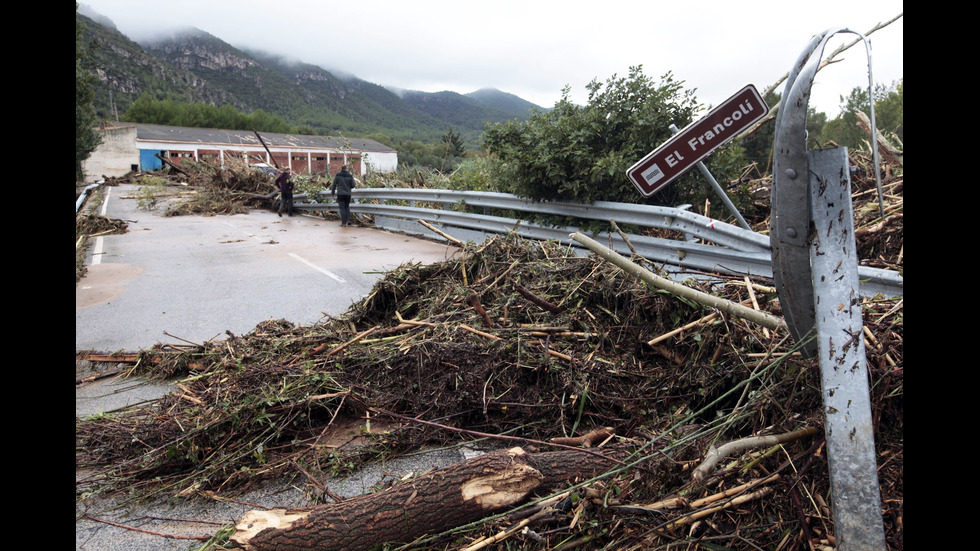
top-left (75, 146), bottom-right (902, 549)
top-left (92, 158), bottom-right (283, 217)
top-left (75, 210), bottom-right (129, 282)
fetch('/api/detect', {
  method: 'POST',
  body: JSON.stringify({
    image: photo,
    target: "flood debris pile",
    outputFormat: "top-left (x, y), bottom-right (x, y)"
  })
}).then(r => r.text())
top-left (75, 212), bottom-right (128, 281)
top-left (850, 151), bottom-right (904, 272)
top-left (76, 234), bottom-right (903, 550)
top-left (96, 159), bottom-right (282, 217)
top-left (161, 160), bottom-right (282, 217)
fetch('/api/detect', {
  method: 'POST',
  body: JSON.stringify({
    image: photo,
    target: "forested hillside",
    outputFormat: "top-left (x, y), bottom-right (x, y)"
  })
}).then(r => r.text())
top-left (76, 8), bottom-right (543, 147)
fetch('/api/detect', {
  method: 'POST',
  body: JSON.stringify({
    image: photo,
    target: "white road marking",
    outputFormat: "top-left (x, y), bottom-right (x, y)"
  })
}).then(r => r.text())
top-left (93, 187), bottom-right (111, 265)
top-left (289, 253), bottom-right (345, 282)
top-left (92, 237), bottom-right (104, 265)
top-left (100, 187), bottom-right (110, 216)
top-left (221, 221), bottom-right (344, 281)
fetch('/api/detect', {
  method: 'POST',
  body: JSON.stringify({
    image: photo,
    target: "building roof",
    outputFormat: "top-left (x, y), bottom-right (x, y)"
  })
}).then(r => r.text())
top-left (129, 123), bottom-right (395, 152)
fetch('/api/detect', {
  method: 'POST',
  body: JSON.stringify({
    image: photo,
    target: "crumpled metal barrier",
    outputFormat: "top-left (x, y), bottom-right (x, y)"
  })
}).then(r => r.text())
top-left (771, 28), bottom-right (887, 550)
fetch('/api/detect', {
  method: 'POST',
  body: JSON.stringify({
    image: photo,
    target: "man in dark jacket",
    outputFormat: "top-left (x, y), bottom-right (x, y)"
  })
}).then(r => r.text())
top-left (275, 168), bottom-right (294, 217)
top-left (330, 165), bottom-right (356, 226)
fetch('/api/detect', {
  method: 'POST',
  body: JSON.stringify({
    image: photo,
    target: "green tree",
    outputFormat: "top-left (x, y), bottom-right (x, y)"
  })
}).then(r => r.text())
top-left (365, 133), bottom-right (394, 148)
top-left (739, 87), bottom-right (828, 172)
top-left (124, 94), bottom-right (177, 124)
top-left (442, 128), bottom-right (465, 157)
top-left (76, 3), bottom-right (102, 179)
top-left (123, 96), bottom-right (298, 134)
top-left (819, 79), bottom-right (903, 149)
top-left (482, 67), bottom-right (740, 207)
top-left (874, 80), bottom-right (903, 142)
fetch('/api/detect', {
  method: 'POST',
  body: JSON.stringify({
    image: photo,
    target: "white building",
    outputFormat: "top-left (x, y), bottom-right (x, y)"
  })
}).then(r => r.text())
top-left (82, 122), bottom-right (398, 182)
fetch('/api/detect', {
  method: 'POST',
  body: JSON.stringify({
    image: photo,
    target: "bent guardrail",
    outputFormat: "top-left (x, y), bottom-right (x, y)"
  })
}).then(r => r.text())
top-left (286, 188), bottom-right (902, 298)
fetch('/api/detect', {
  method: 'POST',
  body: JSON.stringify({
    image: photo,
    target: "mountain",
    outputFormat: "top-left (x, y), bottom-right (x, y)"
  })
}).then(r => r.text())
top-left (76, 12), bottom-right (240, 118)
top-left (76, 7), bottom-right (544, 147)
top-left (466, 88), bottom-right (542, 116)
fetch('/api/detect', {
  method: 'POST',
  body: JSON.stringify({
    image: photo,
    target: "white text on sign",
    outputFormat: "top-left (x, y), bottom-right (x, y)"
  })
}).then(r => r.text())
top-left (626, 85), bottom-right (769, 198)
top-left (687, 100), bottom-right (757, 152)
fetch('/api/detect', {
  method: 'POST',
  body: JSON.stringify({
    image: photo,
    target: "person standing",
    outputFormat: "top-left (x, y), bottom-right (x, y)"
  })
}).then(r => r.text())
top-left (330, 165), bottom-right (356, 226)
top-left (275, 168), bottom-right (294, 217)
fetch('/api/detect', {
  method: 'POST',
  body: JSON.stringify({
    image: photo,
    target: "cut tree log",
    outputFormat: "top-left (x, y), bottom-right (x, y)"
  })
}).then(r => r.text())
top-left (231, 445), bottom-right (632, 551)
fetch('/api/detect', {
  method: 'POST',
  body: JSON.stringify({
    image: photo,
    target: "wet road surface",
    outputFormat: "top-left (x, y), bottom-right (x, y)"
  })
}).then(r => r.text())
top-left (76, 183), bottom-right (459, 352)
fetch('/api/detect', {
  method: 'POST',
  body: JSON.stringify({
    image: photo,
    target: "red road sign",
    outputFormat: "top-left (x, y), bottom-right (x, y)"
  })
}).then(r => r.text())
top-left (627, 84), bottom-right (769, 197)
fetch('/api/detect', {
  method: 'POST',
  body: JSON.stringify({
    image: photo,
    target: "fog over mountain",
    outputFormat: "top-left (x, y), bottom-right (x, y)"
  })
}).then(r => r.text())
top-left (78, 5), bottom-right (545, 145)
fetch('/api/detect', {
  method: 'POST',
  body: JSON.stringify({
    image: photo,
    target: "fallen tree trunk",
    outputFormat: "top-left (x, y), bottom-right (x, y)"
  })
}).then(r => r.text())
top-left (231, 445), bottom-right (632, 551)
top-left (153, 153), bottom-right (190, 177)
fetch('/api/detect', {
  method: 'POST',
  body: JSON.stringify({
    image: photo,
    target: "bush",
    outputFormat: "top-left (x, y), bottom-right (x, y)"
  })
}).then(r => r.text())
top-left (482, 66), bottom-right (749, 208)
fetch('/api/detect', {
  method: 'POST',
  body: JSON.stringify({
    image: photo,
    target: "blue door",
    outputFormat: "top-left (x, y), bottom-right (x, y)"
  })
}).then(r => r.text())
top-left (140, 149), bottom-right (165, 172)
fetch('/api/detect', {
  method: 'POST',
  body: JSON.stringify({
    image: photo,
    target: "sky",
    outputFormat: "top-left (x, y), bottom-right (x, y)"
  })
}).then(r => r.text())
top-left (79, 1), bottom-right (903, 119)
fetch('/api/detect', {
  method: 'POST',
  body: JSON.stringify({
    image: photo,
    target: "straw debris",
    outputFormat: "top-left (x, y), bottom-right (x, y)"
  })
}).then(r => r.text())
top-left (76, 148), bottom-right (902, 549)
top-left (77, 231), bottom-right (902, 549)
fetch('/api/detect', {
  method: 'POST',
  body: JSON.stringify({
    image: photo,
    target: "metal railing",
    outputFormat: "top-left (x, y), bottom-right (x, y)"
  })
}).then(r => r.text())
top-left (288, 188), bottom-right (902, 298)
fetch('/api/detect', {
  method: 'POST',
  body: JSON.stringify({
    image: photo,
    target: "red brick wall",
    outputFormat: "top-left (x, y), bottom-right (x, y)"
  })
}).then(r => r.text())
top-left (167, 150), bottom-right (194, 166)
top-left (328, 154), bottom-right (361, 176)
top-left (198, 149), bottom-right (221, 168)
top-left (290, 153), bottom-right (310, 174)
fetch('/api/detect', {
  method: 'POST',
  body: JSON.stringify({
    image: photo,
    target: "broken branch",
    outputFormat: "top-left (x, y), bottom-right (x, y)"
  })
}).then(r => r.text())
top-left (514, 283), bottom-right (564, 314)
top-left (692, 426), bottom-right (819, 482)
top-left (570, 232), bottom-right (786, 332)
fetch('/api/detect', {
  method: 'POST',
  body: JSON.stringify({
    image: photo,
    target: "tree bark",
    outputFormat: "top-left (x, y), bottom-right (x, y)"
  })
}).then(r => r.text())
top-left (231, 445), bottom-right (631, 551)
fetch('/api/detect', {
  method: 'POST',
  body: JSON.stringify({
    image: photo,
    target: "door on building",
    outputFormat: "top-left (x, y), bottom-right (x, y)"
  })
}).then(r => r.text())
top-left (140, 150), bottom-right (165, 172)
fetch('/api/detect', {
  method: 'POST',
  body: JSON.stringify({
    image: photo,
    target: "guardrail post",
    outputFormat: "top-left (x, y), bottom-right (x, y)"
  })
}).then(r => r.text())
top-left (771, 28), bottom-right (886, 550)
top-left (808, 147), bottom-right (885, 549)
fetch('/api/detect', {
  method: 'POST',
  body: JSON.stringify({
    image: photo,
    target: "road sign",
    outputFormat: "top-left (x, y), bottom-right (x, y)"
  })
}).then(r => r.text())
top-left (627, 84), bottom-right (769, 197)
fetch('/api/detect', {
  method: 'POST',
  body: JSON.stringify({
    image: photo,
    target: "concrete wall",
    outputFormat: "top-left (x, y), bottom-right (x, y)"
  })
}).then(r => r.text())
top-left (81, 124), bottom-right (139, 182)
top-left (364, 151), bottom-right (397, 174)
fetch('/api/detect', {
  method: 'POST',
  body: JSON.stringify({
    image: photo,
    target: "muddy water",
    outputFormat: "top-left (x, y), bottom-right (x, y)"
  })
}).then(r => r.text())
top-left (76, 263), bottom-right (144, 309)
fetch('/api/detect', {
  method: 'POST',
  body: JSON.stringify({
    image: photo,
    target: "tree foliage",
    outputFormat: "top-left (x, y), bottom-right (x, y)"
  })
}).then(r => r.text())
top-left (397, 138), bottom-right (465, 173)
top-left (442, 128), bottom-right (466, 157)
top-left (481, 67), bottom-right (744, 207)
top-left (819, 79), bottom-right (903, 149)
top-left (122, 94), bottom-right (295, 134)
top-left (739, 87), bottom-right (827, 172)
top-left (76, 3), bottom-right (102, 179)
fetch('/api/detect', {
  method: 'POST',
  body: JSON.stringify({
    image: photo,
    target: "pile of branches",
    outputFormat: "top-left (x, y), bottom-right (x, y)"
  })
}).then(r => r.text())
top-left (161, 160), bottom-right (280, 217)
top-left (97, 159), bottom-right (281, 217)
top-left (76, 234), bottom-right (903, 550)
top-left (850, 151), bottom-right (903, 272)
top-left (75, 212), bottom-right (128, 281)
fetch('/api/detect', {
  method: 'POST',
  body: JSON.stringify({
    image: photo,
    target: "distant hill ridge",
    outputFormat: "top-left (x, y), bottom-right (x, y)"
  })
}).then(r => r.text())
top-left (77, 5), bottom-right (546, 147)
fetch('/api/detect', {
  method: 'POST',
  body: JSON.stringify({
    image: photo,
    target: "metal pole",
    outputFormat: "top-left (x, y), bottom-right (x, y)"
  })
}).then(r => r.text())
top-left (668, 124), bottom-right (751, 231)
top-left (808, 148), bottom-right (886, 549)
top-left (771, 29), bottom-right (887, 550)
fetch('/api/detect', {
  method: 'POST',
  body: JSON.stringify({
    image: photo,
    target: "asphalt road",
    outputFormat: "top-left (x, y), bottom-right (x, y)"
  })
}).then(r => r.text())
top-left (76, 183), bottom-right (459, 352)
top-left (76, 184), bottom-right (474, 551)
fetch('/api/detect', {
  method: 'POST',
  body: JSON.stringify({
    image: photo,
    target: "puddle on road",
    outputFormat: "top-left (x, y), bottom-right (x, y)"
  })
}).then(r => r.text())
top-left (76, 263), bottom-right (144, 309)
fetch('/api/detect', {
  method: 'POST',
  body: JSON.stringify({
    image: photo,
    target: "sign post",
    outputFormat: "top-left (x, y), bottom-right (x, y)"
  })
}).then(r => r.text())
top-left (626, 84), bottom-right (769, 197)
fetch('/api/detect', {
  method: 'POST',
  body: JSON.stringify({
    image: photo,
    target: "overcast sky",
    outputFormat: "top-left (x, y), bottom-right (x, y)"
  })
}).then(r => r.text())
top-left (79, 1), bottom-right (902, 118)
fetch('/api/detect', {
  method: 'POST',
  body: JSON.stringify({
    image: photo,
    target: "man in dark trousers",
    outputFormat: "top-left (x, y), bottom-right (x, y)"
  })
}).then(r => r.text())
top-left (330, 165), bottom-right (356, 226)
top-left (275, 168), bottom-right (294, 217)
